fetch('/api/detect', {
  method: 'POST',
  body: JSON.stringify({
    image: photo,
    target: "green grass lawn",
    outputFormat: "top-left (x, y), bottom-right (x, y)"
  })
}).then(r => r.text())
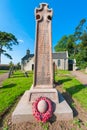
top-left (55, 70), bottom-right (87, 110)
top-left (0, 69), bottom-right (87, 117)
top-left (0, 70), bottom-right (9, 75)
top-left (0, 71), bottom-right (33, 116)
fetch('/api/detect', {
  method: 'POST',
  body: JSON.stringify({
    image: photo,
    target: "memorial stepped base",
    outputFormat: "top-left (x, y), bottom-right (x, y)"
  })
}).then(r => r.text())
top-left (12, 87), bottom-right (73, 123)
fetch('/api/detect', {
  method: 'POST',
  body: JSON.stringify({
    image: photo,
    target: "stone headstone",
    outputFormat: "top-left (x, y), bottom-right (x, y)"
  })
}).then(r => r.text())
top-left (85, 67), bottom-right (87, 73)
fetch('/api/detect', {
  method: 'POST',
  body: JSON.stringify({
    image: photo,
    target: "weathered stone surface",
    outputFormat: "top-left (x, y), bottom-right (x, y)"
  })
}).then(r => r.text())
top-left (34, 3), bottom-right (53, 88)
top-left (12, 90), bottom-right (73, 123)
top-left (12, 3), bottom-right (73, 124)
top-left (29, 88), bottom-right (59, 103)
top-left (37, 100), bottom-right (48, 113)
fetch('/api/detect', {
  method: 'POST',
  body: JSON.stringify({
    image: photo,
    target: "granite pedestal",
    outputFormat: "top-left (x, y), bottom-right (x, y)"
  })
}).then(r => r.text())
top-left (12, 88), bottom-right (73, 123)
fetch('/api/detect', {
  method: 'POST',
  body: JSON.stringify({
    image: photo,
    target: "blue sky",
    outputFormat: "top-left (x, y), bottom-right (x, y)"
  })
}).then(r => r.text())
top-left (0, 0), bottom-right (87, 64)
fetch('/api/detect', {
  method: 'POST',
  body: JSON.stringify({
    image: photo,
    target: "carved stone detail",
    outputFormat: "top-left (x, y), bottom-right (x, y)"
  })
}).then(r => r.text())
top-left (34, 3), bottom-right (53, 88)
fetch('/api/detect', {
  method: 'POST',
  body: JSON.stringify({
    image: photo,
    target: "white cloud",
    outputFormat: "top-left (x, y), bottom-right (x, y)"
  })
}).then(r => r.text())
top-left (18, 39), bottom-right (24, 43)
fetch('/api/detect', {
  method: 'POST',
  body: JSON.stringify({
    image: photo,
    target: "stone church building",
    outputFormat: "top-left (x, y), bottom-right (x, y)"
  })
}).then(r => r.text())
top-left (21, 50), bottom-right (76, 71)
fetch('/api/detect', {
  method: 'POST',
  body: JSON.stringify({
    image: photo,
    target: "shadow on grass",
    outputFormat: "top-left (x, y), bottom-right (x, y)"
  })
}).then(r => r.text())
top-left (55, 78), bottom-right (86, 96)
top-left (66, 84), bottom-right (86, 96)
top-left (57, 83), bottom-right (86, 117)
top-left (54, 78), bottom-right (72, 86)
top-left (11, 74), bottom-right (33, 78)
top-left (62, 91), bottom-right (78, 117)
top-left (54, 75), bottom-right (87, 117)
top-left (12, 76), bottom-right (33, 78)
top-left (11, 76), bottom-right (25, 78)
top-left (54, 80), bottom-right (84, 117)
top-left (57, 91), bottom-right (78, 117)
top-left (0, 83), bottom-right (16, 89)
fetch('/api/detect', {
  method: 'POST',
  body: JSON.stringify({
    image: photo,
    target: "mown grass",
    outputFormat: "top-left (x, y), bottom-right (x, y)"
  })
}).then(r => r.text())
top-left (0, 69), bottom-right (87, 116)
top-left (0, 71), bottom-right (33, 116)
top-left (0, 70), bottom-right (9, 75)
top-left (55, 70), bottom-right (87, 110)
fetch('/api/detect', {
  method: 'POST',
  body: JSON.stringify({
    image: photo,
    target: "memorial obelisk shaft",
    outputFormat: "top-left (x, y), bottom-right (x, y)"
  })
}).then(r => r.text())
top-left (34, 3), bottom-right (53, 88)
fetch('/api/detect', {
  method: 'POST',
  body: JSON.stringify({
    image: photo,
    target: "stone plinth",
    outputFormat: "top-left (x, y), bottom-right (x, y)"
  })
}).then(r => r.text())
top-left (29, 88), bottom-right (59, 103)
top-left (12, 90), bottom-right (73, 123)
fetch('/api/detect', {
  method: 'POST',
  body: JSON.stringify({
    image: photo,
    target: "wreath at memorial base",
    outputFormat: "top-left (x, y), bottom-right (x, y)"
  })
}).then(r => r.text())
top-left (32, 97), bottom-right (53, 123)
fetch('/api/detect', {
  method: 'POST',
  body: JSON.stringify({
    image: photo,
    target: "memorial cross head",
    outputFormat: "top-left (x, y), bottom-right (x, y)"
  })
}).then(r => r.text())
top-left (35, 3), bottom-right (53, 22)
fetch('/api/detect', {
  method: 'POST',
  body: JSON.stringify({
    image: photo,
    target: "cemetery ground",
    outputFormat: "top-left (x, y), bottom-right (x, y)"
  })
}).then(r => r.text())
top-left (0, 70), bottom-right (8, 75)
top-left (0, 70), bottom-right (87, 130)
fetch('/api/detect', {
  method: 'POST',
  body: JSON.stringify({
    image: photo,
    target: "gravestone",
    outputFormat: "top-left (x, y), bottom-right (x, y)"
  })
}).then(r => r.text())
top-left (12, 3), bottom-right (73, 123)
top-left (85, 67), bottom-right (87, 73)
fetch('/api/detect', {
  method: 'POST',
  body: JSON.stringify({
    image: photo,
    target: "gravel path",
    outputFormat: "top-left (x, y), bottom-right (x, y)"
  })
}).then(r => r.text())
top-left (0, 73), bottom-right (8, 87)
top-left (71, 71), bottom-right (87, 86)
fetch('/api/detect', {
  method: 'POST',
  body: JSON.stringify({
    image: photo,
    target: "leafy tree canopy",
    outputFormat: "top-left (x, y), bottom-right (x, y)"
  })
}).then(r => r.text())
top-left (0, 31), bottom-right (19, 64)
top-left (54, 18), bottom-right (87, 68)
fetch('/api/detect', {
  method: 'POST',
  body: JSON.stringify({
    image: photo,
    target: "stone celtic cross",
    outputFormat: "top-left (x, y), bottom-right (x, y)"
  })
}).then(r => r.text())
top-left (12, 3), bottom-right (73, 124)
top-left (34, 3), bottom-right (53, 88)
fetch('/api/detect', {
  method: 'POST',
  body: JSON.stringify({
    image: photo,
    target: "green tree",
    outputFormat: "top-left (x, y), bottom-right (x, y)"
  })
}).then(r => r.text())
top-left (54, 18), bottom-right (87, 69)
top-left (9, 61), bottom-right (14, 68)
top-left (74, 19), bottom-right (87, 68)
top-left (54, 35), bottom-right (76, 58)
top-left (54, 35), bottom-right (68, 52)
top-left (74, 18), bottom-right (86, 41)
top-left (0, 31), bottom-right (18, 64)
top-left (66, 35), bottom-right (76, 57)
top-left (16, 62), bottom-right (21, 70)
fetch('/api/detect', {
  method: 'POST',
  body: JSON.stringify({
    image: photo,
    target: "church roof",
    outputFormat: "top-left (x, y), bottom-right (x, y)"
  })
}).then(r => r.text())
top-left (21, 54), bottom-right (34, 61)
top-left (52, 51), bottom-right (68, 59)
top-left (21, 51), bottom-right (68, 62)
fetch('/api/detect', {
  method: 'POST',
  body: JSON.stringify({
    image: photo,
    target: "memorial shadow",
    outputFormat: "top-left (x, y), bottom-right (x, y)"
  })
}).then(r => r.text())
top-left (54, 78), bottom-right (72, 87)
top-left (54, 83), bottom-right (84, 118)
top-left (49, 114), bottom-right (57, 123)
top-left (62, 91), bottom-right (78, 117)
top-left (65, 84), bottom-right (87, 116)
top-left (57, 78), bottom-right (72, 85)
top-left (57, 91), bottom-right (78, 117)
top-left (56, 84), bottom-right (86, 117)
top-left (0, 83), bottom-right (16, 89)
top-left (66, 84), bottom-right (86, 96)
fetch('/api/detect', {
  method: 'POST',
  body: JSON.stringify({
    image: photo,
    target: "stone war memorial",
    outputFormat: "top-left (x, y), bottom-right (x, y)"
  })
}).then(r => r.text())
top-left (12, 3), bottom-right (73, 123)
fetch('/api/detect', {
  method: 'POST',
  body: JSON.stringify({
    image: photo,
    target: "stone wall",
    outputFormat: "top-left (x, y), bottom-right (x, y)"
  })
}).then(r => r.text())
top-left (22, 57), bottom-right (69, 71)
top-left (0, 64), bottom-right (10, 70)
top-left (22, 57), bottom-right (34, 71)
top-left (53, 58), bottom-right (68, 70)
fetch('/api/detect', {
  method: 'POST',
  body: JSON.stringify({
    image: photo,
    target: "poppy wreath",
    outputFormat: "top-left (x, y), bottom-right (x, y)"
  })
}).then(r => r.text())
top-left (32, 97), bottom-right (53, 123)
